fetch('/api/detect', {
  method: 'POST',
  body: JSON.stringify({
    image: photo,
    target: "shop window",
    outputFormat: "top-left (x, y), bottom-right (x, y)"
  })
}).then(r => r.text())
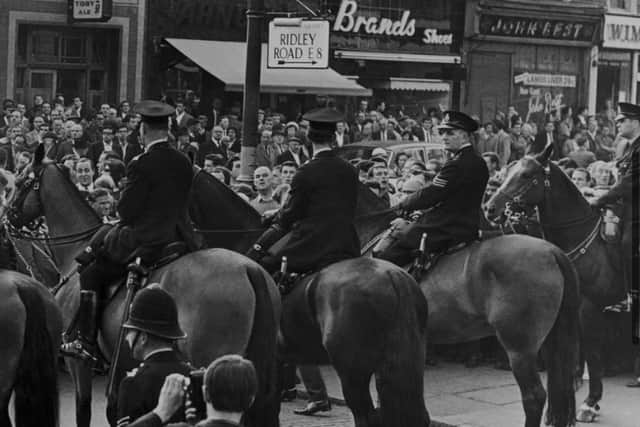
top-left (31, 72), bottom-right (53, 90)
top-left (31, 31), bottom-right (59, 62)
top-left (61, 36), bottom-right (87, 63)
top-left (89, 70), bottom-right (104, 91)
top-left (609, 0), bottom-right (629, 10)
top-left (15, 68), bottom-right (26, 89)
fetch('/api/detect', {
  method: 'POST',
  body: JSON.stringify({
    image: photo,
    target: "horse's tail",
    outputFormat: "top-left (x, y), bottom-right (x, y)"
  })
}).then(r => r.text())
top-left (14, 281), bottom-right (59, 427)
top-left (377, 267), bottom-right (430, 427)
top-left (244, 263), bottom-right (280, 427)
top-left (544, 249), bottom-right (580, 427)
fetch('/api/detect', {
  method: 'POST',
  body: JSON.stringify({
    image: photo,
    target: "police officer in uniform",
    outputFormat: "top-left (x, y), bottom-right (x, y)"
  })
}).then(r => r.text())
top-left (66, 100), bottom-right (194, 359)
top-left (248, 107), bottom-right (360, 275)
top-left (115, 286), bottom-right (191, 427)
top-left (591, 102), bottom-right (640, 300)
top-left (375, 111), bottom-right (489, 266)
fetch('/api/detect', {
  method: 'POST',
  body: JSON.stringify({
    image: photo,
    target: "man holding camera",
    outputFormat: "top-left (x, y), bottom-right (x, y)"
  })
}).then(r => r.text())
top-left (115, 286), bottom-right (192, 427)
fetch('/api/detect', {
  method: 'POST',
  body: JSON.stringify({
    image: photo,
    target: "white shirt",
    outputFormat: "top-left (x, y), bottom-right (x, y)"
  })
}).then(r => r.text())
top-left (335, 132), bottom-right (345, 147)
top-left (176, 111), bottom-right (185, 125)
top-left (290, 150), bottom-right (301, 166)
top-left (77, 182), bottom-right (94, 192)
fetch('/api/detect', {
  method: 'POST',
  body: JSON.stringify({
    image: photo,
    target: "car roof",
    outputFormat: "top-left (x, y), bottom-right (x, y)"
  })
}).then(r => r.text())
top-left (337, 141), bottom-right (444, 151)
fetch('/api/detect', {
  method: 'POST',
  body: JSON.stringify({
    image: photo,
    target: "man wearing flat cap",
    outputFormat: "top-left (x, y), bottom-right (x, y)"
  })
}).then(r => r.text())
top-left (248, 107), bottom-right (360, 277)
top-left (591, 102), bottom-right (640, 303)
top-left (374, 111), bottom-right (489, 266)
top-left (64, 100), bottom-right (195, 360)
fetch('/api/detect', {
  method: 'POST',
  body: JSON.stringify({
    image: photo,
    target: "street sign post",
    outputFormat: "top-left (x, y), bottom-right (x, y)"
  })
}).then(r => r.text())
top-left (267, 19), bottom-right (330, 69)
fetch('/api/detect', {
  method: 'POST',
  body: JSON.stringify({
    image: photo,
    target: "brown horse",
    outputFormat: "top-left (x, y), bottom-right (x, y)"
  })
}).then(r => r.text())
top-left (193, 170), bottom-right (581, 427)
top-left (190, 171), bottom-right (430, 427)
top-left (8, 159), bottom-right (281, 427)
top-left (0, 269), bottom-right (63, 427)
top-left (485, 145), bottom-right (627, 423)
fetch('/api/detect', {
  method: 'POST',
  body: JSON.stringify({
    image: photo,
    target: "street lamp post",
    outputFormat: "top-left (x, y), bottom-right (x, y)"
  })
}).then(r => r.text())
top-left (238, 0), bottom-right (265, 184)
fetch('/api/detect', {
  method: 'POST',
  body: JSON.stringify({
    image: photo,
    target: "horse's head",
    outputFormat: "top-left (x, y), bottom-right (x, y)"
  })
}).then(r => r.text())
top-left (8, 144), bottom-right (48, 229)
top-left (484, 144), bottom-right (553, 224)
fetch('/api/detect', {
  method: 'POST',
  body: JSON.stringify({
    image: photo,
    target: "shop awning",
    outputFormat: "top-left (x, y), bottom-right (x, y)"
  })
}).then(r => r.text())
top-left (388, 78), bottom-right (450, 92)
top-left (165, 38), bottom-right (372, 97)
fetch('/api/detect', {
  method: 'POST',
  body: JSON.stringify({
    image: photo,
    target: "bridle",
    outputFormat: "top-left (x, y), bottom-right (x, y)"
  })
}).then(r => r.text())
top-left (495, 161), bottom-right (600, 261)
top-left (6, 165), bottom-right (102, 246)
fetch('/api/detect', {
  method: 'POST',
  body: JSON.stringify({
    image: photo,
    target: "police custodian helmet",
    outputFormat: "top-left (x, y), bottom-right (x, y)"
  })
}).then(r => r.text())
top-left (123, 285), bottom-right (187, 339)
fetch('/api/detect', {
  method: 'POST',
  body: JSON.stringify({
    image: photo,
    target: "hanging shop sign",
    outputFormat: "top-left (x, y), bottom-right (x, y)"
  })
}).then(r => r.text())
top-left (603, 14), bottom-right (640, 50)
top-left (332, 0), bottom-right (454, 46)
top-left (68, 0), bottom-right (112, 23)
top-left (478, 14), bottom-right (597, 43)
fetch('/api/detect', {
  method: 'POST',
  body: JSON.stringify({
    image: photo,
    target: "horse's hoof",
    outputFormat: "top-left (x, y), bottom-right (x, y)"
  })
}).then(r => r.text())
top-left (576, 402), bottom-right (600, 423)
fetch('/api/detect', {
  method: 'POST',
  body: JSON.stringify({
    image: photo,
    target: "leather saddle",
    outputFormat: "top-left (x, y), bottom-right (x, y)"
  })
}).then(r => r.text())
top-left (103, 241), bottom-right (188, 301)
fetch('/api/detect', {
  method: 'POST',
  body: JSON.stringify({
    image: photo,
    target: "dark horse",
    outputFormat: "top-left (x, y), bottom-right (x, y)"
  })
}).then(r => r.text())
top-left (8, 154), bottom-right (281, 427)
top-left (485, 145), bottom-right (628, 423)
top-left (0, 269), bottom-right (63, 427)
top-left (191, 171), bottom-right (430, 427)
top-left (197, 173), bottom-right (583, 427)
top-left (189, 169), bottom-right (395, 253)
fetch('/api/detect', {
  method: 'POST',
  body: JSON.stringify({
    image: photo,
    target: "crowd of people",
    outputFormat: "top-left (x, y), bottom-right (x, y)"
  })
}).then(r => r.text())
top-left (0, 92), bottom-right (632, 236)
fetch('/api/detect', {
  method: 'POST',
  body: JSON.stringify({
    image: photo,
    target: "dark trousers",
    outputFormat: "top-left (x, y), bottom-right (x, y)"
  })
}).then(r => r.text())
top-left (299, 365), bottom-right (328, 402)
top-left (79, 256), bottom-right (124, 298)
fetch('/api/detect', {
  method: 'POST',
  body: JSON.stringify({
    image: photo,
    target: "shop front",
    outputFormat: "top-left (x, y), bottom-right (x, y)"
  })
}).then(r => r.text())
top-left (463, 0), bottom-right (603, 127)
top-left (598, 13), bottom-right (640, 108)
top-left (1, 0), bottom-right (144, 108)
top-left (327, 0), bottom-right (465, 116)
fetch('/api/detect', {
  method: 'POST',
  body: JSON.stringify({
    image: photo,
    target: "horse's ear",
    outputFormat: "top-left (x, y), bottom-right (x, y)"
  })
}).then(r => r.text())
top-left (33, 143), bottom-right (45, 167)
top-left (534, 144), bottom-right (554, 165)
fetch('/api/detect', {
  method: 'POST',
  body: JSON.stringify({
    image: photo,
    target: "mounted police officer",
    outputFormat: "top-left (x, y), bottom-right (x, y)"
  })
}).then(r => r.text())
top-left (590, 102), bottom-right (640, 300)
top-left (115, 285), bottom-right (192, 427)
top-left (247, 107), bottom-right (360, 276)
top-left (374, 111), bottom-right (489, 266)
top-left (65, 100), bottom-right (194, 359)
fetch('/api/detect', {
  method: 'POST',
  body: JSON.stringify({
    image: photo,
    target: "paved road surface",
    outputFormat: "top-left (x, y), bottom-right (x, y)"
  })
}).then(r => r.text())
top-left (55, 363), bottom-right (640, 427)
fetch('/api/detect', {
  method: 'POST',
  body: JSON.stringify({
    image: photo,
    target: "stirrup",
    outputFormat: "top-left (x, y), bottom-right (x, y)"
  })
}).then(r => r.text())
top-left (60, 337), bottom-right (98, 364)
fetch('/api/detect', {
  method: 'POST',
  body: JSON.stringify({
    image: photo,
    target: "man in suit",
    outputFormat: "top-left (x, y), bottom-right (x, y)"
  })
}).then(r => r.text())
top-left (172, 99), bottom-right (193, 131)
top-left (71, 96), bottom-right (95, 121)
top-left (373, 118), bottom-right (399, 142)
top-left (375, 111), bottom-right (489, 266)
top-left (199, 125), bottom-right (228, 166)
top-left (413, 116), bottom-right (436, 143)
top-left (334, 120), bottom-right (351, 147)
top-left (248, 107), bottom-right (360, 275)
top-left (88, 123), bottom-right (124, 167)
top-left (117, 122), bottom-right (143, 166)
top-left (350, 111), bottom-right (366, 142)
top-left (277, 137), bottom-right (308, 167)
top-left (114, 286), bottom-right (193, 427)
top-left (532, 120), bottom-right (556, 154)
top-left (63, 101), bottom-right (194, 361)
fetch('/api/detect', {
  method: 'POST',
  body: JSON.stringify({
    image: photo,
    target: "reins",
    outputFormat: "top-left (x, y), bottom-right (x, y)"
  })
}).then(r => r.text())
top-left (6, 222), bottom-right (102, 246)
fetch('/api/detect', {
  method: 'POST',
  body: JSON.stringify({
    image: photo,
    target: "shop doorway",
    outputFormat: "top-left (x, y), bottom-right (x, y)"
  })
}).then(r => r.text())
top-left (58, 69), bottom-right (87, 101)
top-left (466, 52), bottom-right (510, 123)
top-left (28, 69), bottom-right (57, 102)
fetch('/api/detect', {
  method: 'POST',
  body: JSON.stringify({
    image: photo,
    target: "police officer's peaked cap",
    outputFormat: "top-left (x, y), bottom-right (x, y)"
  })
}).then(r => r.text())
top-left (302, 107), bottom-right (344, 142)
top-left (615, 102), bottom-right (640, 121)
top-left (437, 111), bottom-right (479, 133)
top-left (123, 285), bottom-right (186, 340)
top-left (133, 100), bottom-right (175, 124)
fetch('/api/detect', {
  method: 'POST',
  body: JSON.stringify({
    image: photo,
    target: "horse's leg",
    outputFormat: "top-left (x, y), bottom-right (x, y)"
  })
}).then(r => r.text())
top-left (0, 394), bottom-right (11, 427)
top-left (67, 359), bottom-right (93, 427)
top-left (576, 299), bottom-right (605, 422)
top-left (506, 351), bottom-right (546, 427)
top-left (336, 368), bottom-right (376, 427)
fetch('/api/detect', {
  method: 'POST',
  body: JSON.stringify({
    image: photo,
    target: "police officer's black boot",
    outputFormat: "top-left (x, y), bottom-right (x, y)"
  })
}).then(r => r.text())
top-left (61, 290), bottom-right (99, 362)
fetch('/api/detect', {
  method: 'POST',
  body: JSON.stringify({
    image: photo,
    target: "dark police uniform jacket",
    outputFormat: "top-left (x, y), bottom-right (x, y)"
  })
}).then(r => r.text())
top-left (593, 135), bottom-right (639, 250)
top-left (103, 140), bottom-right (193, 263)
top-left (398, 144), bottom-right (489, 249)
top-left (116, 350), bottom-right (191, 427)
top-left (274, 149), bottom-right (360, 272)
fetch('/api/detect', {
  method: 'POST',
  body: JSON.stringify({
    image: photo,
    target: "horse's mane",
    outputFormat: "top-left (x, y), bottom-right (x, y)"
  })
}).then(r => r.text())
top-left (43, 164), bottom-right (101, 223)
top-left (190, 170), bottom-right (263, 230)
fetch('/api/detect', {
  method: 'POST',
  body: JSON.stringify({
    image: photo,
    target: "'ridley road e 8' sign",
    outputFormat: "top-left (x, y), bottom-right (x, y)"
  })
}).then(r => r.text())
top-left (267, 19), bottom-right (330, 69)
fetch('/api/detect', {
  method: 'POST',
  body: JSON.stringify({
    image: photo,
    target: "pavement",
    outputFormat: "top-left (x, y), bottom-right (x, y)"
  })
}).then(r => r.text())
top-left (54, 363), bottom-right (640, 426)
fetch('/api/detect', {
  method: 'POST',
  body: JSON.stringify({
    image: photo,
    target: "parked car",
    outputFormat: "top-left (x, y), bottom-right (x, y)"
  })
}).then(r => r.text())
top-left (336, 141), bottom-right (447, 170)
